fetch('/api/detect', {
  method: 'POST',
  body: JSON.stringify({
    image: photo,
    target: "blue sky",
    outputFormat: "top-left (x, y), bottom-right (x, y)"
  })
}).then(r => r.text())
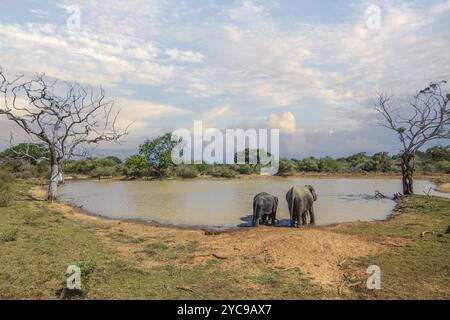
top-left (0, 0), bottom-right (449, 159)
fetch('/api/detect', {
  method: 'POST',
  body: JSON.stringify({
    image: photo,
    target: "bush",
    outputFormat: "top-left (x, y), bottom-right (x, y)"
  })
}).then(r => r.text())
top-left (236, 164), bottom-right (254, 174)
top-left (1, 228), bottom-right (18, 242)
top-left (298, 157), bottom-right (320, 172)
top-left (436, 161), bottom-right (450, 174)
top-left (0, 171), bottom-right (14, 207)
top-left (277, 159), bottom-right (296, 176)
top-left (78, 259), bottom-right (97, 283)
top-left (175, 165), bottom-right (199, 178)
top-left (124, 155), bottom-right (152, 177)
top-left (211, 166), bottom-right (236, 178)
top-left (194, 163), bottom-right (214, 175)
top-left (90, 166), bottom-right (118, 178)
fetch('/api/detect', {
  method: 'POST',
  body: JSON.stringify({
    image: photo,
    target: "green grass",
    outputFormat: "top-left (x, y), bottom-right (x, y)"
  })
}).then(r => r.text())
top-left (1, 228), bottom-right (18, 242)
top-left (0, 183), bottom-right (448, 299)
top-left (334, 196), bottom-right (450, 299)
top-left (0, 185), bottom-right (325, 299)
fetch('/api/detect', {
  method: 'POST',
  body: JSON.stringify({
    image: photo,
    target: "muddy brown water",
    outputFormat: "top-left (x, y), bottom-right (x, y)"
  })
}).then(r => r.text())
top-left (60, 178), bottom-right (447, 229)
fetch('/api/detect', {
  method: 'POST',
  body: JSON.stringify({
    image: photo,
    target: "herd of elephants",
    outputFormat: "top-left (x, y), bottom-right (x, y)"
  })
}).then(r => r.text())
top-left (252, 185), bottom-right (318, 227)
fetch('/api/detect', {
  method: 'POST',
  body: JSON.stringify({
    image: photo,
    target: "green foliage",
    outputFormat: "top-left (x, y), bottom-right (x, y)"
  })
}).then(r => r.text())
top-left (175, 165), bottom-right (199, 178)
top-left (277, 159), bottom-right (296, 176)
top-left (194, 162), bottom-right (214, 175)
top-left (298, 157), bottom-right (321, 172)
top-left (139, 133), bottom-right (181, 176)
top-left (64, 157), bottom-right (123, 177)
top-left (318, 157), bottom-right (339, 172)
top-left (1, 228), bottom-right (18, 242)
top-left (124, 155), bottom-right (151, 177)
top-left (0, 171), bottom-right (14, 207)
top-left (0, 143), bottom-right (49, 164)
top-left (211, 165), bottom-right (236, 178)
top-left (78, 259), bottom-right (97, 283)
top-left (236, 164), bottom-right (254, 174)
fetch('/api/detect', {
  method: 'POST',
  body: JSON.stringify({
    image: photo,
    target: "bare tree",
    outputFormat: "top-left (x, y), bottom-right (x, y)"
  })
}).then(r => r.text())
top-left (375, 81), bottom-right (449, 195)
top-left (0, 67), bottom-right (129, 200)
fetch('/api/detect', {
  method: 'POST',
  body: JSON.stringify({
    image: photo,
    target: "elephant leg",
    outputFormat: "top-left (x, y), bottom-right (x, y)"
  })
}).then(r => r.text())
top-left (309, 206), bottom-right (316, 225)
top-left (255, 211), bottom-right (261, 227)
top-left (302, 211), bottom-right (308, 226)
top-left (270, 212), bottom-right (276, 225)
top-left (252, 202), bottom-right (256, 226)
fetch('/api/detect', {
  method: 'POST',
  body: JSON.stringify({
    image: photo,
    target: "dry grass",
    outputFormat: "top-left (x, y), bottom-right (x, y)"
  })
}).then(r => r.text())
top-left (1, 183), bottom-right (448, 299)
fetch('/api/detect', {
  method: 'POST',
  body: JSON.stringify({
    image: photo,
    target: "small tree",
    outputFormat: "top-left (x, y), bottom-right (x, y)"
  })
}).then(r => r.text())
top-left (375, 81), bottom-right (449, 194)
top-left (0, 67), bottom-right (128, 200)
top-left (139, 133), bottom-right (180, 176)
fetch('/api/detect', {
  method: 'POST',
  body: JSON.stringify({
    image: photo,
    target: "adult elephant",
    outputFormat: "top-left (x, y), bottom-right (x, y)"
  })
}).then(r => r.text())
top-left (252, 192), bottom-right (278, 227)
top-left (286, 185), bottom-right (317, 227)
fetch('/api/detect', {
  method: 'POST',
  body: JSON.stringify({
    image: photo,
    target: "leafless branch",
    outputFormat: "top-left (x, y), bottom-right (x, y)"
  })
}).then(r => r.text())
top-left (375, 81), bottom-right (449, 155)
top-left (0, 67), bottom-right (130, 165)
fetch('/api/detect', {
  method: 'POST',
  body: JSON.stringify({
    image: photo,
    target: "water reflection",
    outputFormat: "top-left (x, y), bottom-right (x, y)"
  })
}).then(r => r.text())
top-left (60, 178), bottom-right (446, 228)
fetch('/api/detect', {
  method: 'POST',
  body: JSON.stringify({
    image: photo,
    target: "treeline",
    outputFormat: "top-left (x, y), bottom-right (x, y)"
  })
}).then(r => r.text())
top-left (0, 134), bottom-right (449, 180)
top-left (278, 148), bottom-right (450, 176)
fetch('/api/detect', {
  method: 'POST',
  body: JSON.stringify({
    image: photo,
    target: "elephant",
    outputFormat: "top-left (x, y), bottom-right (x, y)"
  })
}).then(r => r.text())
top-left (286, 185), bottom-right (317, 227)
top-left (252, 192), bottom-right (278, 227)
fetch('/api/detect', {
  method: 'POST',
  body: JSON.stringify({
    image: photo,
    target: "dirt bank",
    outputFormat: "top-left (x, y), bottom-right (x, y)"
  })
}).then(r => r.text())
top-left (30, 186), bottom-right (402, 289)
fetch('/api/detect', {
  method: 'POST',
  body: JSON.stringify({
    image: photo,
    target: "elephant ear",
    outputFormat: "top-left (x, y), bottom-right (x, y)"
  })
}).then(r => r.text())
top-left (274, 196), bottom-right (279, 206)
top-left (307, 185), bottom-right (317, 200)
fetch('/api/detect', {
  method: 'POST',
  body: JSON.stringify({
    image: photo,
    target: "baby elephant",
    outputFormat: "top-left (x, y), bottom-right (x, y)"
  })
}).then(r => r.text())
top-left (252, 192), bottom-right (278, 227)
top-left (286, 185), bottom-right (317, 227)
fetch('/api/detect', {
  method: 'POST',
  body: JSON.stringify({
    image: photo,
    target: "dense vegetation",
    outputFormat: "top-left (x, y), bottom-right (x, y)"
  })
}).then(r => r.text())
top-left (0, 135), bottom-right (448, 179)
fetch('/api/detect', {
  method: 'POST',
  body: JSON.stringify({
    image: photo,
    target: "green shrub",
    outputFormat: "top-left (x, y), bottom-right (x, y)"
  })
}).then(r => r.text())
top-left (211, 166), bottom-right (236, 178)
top-left (236, 164), bottom-right (254, 174)
top-left (124, 155), bottom-right (152, 177)
top-left (78, 259), bottom-right (97, 283)
top-left (175, 165), bottom-right (199, 178)
top-left (277, 159), bottom-right (296, 176)
top-left (194, 163), bottom-right (214, 175)
top-left (1, 228), bottom-right (18, 242)
top-left (90, 166), bottom-right (118, 178)
top-left (0, 171), bottom-right (14, 207)
top-left (436, 161), bottom-right (450, 174)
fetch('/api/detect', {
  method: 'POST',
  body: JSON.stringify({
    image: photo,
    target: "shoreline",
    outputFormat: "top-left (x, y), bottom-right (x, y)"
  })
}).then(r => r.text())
top-left (36, 173), bottom-right (448, 233)
top-left (24, 172), bottom-right (449, 183)
top-left (3, 182), bottom-right (449, 299)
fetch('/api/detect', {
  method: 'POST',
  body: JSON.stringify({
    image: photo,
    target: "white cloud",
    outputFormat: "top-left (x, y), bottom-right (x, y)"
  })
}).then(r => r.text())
top-left (267, 112), bottom-right (298, 133)
top-left (1, 0), bottom-right (449, 157)
top-left (165, 48), bottom-right (205, 63)
top-left (430, 0), bottom-right (450, 14)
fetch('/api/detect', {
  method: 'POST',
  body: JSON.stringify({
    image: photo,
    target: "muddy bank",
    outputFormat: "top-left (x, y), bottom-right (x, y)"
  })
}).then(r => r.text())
top-left (30, 185), bottom-right (403, 288)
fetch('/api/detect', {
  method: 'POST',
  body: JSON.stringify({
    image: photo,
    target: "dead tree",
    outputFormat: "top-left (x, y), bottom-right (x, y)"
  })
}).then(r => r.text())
top-left (375, 81), bottom-right (449, 195)
top-left (0, 67), bottom-right (129, 200)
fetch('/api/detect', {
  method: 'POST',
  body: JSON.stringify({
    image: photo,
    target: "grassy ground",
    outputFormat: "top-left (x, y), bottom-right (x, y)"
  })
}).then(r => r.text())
top-left (0, 183), bottom-right (448, 299)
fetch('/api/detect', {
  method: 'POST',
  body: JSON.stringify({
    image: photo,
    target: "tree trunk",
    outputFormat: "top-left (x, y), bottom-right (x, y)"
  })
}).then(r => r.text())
top-left (48, 163), bottom-right (59, 201)
top-left (400, 153), bottom-right (414, 195)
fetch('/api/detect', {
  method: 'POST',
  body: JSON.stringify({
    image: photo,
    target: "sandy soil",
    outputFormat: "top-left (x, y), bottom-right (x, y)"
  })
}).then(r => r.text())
top-left (437, 183), bottom-right (450, 193)
top-left (29, 186), bottom-right (410, 289)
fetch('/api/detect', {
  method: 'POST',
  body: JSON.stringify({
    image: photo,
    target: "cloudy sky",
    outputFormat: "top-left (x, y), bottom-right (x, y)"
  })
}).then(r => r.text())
top-left (0, 0), bottom-right (449, 159)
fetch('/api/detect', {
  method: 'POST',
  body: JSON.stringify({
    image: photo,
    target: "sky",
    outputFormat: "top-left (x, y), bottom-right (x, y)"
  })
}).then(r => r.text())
top-left (0, 0), bottom-right (449, 159)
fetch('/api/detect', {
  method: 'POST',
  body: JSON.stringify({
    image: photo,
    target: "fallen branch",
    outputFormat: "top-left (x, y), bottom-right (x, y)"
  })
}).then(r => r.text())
top-left (176, 286), bottom-right (195, 293)
top-left (423, 187), bottom-right (433, 197)
top-left (420, 230), bottom-right (435, 238)
top-left (337, 259), bottom-right (347, 268)
top-left (374, 190), bottom-right (386, 199)
top-left (212, 253), bottom-right (228, 260)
